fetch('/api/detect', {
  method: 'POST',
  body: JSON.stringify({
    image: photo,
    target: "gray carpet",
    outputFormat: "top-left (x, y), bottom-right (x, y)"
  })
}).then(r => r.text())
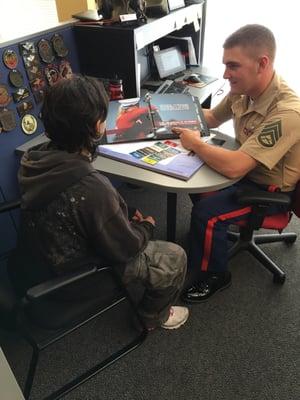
top-left (1, 184), bottom-right (300, 400)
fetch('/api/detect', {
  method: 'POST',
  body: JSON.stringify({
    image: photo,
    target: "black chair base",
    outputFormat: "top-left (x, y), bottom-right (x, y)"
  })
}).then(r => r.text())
top-left (228, 229), bottom-right (297, 284)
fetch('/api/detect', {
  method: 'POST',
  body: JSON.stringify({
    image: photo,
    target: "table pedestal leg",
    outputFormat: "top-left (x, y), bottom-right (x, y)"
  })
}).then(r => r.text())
top-left (167, 192), bottom-right (177, 242)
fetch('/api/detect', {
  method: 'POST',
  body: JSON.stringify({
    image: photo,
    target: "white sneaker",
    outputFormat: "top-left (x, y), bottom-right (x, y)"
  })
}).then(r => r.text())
top-left (161, 306), bottom-right (189, 330)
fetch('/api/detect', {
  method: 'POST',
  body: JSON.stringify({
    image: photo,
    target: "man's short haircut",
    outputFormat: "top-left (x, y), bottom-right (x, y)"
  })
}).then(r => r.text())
top-left (223, 24), bottom-right (276, 62)
top-left (41, 74), bottom-right (109, 156)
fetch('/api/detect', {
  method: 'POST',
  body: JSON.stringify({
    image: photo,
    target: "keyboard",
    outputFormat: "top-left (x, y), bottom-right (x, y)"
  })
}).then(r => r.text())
top-left (155, 80), bottom-right (189, 94)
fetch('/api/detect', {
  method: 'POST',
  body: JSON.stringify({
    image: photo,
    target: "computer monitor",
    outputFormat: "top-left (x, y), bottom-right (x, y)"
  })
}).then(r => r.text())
top-left (153, 46), bottom-right (186, 79)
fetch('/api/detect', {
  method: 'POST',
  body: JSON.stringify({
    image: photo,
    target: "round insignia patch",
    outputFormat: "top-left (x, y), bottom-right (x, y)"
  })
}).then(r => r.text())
top-left (0, 84), bottom-right (11, 107)
top-left (51, 34), bottom-right (69, 57)
top-left (8, 69), bottom-right (24, 88)
top-left (21, 114), bottom-right (37, 135)
top-left (3, 49), bottom-right (18, 69)
top-left (37, 39), bottom-right (55, 63)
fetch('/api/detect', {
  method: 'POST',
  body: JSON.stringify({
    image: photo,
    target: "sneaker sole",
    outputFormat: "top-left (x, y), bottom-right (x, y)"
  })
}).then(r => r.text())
top-left (161, 311), bottom-right (189, 330)
top-left (182, 279), bottom-right (232, 304)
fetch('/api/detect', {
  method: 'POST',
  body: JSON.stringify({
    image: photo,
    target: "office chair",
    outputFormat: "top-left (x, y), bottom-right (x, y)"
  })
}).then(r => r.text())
top-left (0, 199), bottom-right (148, 400)
top-left (228, 182), bottom-right (300, 284)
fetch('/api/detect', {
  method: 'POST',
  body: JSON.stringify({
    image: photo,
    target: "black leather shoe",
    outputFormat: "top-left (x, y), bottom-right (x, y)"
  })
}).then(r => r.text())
top-left (182, 271), bottom-right (232, 303)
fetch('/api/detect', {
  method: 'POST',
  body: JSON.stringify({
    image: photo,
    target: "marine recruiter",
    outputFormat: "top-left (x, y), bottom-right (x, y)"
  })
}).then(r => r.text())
top-left (172, 24), bottom-right (300, 303)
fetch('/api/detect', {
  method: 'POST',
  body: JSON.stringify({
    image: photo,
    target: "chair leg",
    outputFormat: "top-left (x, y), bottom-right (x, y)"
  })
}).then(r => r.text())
top-left (254, 232), bottom-right (297, 245)
top-left (45, 329), bottom-right (148, 400)
top-left (23, 341), bottom-right (40, 400)
top-left (247, 242), bottom-right (286, 284)
top-left (228, 230), bottom-right (288, 284)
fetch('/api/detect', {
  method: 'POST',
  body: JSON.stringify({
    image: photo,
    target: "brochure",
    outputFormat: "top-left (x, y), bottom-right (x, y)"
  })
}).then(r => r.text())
top-left (98, 139), bottom-right (204, 181)
top-left (103, 93), bottom-right (202, 144)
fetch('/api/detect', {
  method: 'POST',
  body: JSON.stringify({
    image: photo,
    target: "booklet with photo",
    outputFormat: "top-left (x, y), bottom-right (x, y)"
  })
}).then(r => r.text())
top-left (98, 139), bottom-right (204, 181)
top-left (103, 93), bottom-right (204, 144)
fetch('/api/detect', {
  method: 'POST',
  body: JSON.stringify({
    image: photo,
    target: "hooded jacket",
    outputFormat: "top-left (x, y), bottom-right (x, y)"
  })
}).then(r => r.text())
top-left (17, 142), bottom-right (154, 279)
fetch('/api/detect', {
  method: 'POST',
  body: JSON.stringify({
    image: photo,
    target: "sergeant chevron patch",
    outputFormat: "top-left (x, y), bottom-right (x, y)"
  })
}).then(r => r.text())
top-left (257, 120), bottom-right (282, 147)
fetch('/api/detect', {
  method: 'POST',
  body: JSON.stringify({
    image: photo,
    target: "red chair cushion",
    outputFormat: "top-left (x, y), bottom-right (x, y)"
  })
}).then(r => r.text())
top-left (235, 212), bottom-right (291, 230)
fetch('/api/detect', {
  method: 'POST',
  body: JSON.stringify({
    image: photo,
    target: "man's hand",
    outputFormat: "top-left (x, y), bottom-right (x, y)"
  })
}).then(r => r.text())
top-left (172, 127), bottom-right (202, 151)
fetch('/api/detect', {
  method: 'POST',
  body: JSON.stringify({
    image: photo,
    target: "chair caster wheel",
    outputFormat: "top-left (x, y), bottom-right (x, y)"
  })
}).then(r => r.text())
top-left (273, 274), bottom-right (286, 284)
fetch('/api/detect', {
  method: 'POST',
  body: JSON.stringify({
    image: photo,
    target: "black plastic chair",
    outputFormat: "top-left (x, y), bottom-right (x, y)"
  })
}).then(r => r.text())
top-left (0, 199), bottom-right (148, 400)
top-left (228, 182), bottom-right (300, 284)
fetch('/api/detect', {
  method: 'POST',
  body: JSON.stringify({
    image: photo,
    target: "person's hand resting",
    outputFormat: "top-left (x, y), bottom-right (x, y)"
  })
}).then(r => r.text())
top-left (132, 209), bottom-right (155, 226)
top-left (172, 127), bottom-right (202, 151)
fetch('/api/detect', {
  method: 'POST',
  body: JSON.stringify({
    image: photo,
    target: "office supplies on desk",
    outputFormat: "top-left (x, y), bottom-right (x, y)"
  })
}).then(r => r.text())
top-left (98, 139), bottom-right (204, 180)
top-left (103, 93), bottom-right (202, 144)
top-left (155, 80), bottom-right (189, 94)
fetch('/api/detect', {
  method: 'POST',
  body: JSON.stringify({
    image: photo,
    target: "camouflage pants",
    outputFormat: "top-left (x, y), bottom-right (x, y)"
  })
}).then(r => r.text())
top-left (122, 240), bottom-right (187, 328)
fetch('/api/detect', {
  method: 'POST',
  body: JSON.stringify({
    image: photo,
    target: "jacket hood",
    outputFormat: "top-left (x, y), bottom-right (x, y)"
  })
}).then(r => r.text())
top-left (19, 142), bottom-right (95, 210)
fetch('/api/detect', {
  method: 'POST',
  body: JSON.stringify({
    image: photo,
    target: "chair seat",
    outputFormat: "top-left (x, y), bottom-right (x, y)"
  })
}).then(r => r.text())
top-left (235, 212), bottom-right (290, 230)
top-left (27, 288), bottom-right (123, 330)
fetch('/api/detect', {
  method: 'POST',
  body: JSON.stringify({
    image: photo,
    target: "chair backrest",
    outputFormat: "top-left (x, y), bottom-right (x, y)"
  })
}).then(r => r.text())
top-left (292, 181), bottom-right (300, 217)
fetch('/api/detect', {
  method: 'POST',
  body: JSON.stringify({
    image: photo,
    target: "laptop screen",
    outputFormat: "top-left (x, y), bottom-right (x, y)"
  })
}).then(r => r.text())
top-left (153, 46), bottom-right (186, 79)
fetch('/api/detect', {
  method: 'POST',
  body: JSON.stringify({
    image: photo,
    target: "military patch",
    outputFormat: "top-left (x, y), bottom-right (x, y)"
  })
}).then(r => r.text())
top-left (21, 114), bottom-right (37, 135)
top-left (257, 121), bottom-right (282, 147)
top-left (0, 108), bottom-right (17, 131)
top-left (3, 49), bottom-right (18, 69)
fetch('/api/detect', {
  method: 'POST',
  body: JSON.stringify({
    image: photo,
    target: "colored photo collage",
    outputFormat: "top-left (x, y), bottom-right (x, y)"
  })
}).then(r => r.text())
top-left (130, 140), bottom-right (181, 165)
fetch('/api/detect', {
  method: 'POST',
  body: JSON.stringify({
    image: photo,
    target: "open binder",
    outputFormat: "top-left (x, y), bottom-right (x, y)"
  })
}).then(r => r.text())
top-left (102, 93), bottom-right (204, 144)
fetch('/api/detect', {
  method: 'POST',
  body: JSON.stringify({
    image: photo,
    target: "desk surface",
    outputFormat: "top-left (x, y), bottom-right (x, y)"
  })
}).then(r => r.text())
top-left (93, 132), bottom-right (239, 193)
top-left (16, 132), bottom-right (238, 193)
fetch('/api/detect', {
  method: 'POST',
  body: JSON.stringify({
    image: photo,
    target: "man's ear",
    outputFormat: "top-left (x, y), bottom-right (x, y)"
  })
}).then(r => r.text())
top-left (258, 55), bottom-right (269, 72)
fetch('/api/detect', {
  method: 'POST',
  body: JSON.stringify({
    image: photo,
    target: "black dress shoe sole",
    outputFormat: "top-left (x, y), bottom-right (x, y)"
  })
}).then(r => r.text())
top-left (181, 278), bottom-right (232, 304)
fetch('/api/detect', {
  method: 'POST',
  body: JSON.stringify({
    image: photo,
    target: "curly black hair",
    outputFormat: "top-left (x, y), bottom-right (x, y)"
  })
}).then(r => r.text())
top-left (41, 74), bottom-right (109, 156)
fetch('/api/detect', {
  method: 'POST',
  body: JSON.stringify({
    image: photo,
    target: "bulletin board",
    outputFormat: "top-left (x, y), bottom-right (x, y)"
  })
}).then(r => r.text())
top-left (0, 23), bottom-right (80, 253)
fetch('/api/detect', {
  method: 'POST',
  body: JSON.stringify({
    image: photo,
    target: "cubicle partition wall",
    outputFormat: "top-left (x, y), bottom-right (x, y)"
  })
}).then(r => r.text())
top-left (74, 3), bottom-right (205, 98)
top-left (0, 24), bottom-right (80, 254)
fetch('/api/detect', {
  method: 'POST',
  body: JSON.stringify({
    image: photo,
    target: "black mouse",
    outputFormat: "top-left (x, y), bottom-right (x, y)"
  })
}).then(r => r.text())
top-left (184, 74), bottom-right (201, 84)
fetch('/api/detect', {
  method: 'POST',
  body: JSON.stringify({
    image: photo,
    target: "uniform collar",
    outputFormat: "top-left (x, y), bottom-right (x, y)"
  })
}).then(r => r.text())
top-left (247, 72), bottom-right (279, 116)
top-left (232, 73), bottom-right (279, 117)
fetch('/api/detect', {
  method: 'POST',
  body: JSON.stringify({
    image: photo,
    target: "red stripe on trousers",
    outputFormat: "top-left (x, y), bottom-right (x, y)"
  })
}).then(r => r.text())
top-left (201, 206), bottom-right (252, 271)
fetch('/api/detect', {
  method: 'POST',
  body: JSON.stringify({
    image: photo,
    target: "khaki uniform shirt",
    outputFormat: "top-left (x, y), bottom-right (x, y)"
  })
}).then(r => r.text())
top-left (212, 74), bottom-right (300, 192)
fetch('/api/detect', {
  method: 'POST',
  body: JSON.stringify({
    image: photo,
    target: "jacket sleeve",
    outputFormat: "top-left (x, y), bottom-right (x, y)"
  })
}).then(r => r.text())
top-left (76, 173), bottom-right (154, 265)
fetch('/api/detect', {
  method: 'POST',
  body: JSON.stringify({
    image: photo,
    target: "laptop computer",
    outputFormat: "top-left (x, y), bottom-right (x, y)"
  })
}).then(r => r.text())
top-left (153, 46), bottom-right (217, 95)
top-left (153, 46), bottom-right (186, 79)
top-left (153, 47), bottom-right (188, 94)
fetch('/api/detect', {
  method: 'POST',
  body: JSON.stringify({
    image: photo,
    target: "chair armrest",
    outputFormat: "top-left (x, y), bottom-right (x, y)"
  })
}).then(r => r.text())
top-left (0, 199), bottom-right (21, 213)
top-left (236, 189), bottom-right (292, 207)
top-left (26, 265), bottom-right (99, 300)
